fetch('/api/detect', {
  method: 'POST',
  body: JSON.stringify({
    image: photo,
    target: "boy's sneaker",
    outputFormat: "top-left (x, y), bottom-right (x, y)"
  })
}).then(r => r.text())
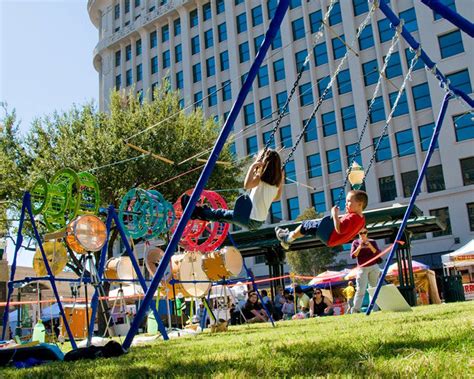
top-left (275, 227), bottom-right (291, 250)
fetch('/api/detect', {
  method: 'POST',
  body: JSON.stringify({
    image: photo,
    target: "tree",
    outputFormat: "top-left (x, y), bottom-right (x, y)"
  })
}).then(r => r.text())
top-left (285, 207), bottom-right (343, 276)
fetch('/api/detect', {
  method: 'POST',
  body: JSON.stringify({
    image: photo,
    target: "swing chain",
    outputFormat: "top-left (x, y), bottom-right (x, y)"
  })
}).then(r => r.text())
top-left (262, 0), bottom-right (338, 155)
top-left (283, 3), bottom-right (376, 169)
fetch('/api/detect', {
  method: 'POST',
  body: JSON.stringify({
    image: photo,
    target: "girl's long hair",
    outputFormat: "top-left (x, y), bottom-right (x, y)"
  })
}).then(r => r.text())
top-left (257, 149), bottom-right (282, 186)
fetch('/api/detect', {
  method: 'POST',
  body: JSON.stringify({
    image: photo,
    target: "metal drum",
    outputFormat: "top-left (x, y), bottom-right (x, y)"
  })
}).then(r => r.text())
top-left (104, 257), bottom-right (136, 282)
top-left (168, 252), bottom-right (210, 298)
top-left (65, 215), bottom-right (107, 254)
top-left (202, 246), bottom-right (243, 280)
top-left (33, 241), bottom-right (68, 276)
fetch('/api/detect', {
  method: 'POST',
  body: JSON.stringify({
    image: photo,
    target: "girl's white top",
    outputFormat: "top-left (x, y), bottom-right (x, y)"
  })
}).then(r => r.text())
top-left (249, 181), bottom-right (279, 221)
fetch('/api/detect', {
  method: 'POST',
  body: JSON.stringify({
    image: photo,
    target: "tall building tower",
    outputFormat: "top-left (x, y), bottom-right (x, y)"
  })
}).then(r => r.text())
top-left (88, 0), bottom-right (473, 272)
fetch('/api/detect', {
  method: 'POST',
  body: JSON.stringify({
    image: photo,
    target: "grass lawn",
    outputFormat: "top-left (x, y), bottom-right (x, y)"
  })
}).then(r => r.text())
top-left (1, 302), bottom-right (473, 378)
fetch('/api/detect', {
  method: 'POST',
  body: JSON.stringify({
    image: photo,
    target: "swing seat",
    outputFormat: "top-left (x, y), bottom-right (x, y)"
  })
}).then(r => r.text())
top-left (233, 194), bottom-right (252, 225)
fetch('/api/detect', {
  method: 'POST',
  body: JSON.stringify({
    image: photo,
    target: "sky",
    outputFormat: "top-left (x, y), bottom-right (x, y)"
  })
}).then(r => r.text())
top-left (1, 0), bottom-right (99, 266)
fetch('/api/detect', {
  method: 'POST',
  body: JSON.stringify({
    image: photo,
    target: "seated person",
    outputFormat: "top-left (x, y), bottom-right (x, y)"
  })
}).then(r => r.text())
top-left (242, 291), bottom-right (268, 323)
top-left (281, 295), bottom-right (296, 320)
top-left (309, 289), bottom-right (334, 317)
top-left (295, 285), bottom-right (310, 314)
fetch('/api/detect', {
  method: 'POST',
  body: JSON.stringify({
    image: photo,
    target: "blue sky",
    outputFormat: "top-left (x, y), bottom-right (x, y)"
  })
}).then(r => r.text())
top-left (1, 0), bottom-right (99, 266)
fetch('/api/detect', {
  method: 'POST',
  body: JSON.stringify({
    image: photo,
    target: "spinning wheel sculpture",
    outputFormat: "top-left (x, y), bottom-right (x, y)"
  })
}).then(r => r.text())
top-left (118, 188), bottom-right (175, 240)
top-left (30, 168), bottom-right (100, 231)
top-left (173, 190), bottom-right (229, 252)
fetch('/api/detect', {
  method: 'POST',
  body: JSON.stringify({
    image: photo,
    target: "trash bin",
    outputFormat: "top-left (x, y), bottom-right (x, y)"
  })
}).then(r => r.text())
top-left (442, 275), bottom-right (465, 303)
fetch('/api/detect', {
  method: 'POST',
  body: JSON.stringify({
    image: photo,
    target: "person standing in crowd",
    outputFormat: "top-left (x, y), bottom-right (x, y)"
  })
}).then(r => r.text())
top-left (350, 228), bottom-right (381, 313)
top-left (342, 281), bottom-right (356, 313)
top-left (294, 286), bottom-right (310, 314)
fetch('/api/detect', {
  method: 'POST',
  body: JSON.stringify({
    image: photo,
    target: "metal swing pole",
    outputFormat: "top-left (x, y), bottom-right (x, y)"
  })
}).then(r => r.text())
top-left (121, 0), bottom-right (290, 350)
top-left (420, 0), bottom-right (474, 37)
top-left (366, 92), bottom-right (452, 315)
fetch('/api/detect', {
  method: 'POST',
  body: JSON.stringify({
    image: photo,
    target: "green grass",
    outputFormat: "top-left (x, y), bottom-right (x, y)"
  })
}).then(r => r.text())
top-left (1, 302), bottom-right (473, 378)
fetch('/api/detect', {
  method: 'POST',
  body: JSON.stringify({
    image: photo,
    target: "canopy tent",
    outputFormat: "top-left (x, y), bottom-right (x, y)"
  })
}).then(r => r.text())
top-left (442, 239), bottom-right (474, 268)
top-left (308, 270), bottom-right (349, 286)
top-left (386, 260), bottom-right (429, 277)
top-left (41, 303), bottom-right (61, 321)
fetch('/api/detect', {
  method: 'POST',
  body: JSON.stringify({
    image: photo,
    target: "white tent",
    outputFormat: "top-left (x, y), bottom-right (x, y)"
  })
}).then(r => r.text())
top-left (442, 239), bottom-right (474, 268)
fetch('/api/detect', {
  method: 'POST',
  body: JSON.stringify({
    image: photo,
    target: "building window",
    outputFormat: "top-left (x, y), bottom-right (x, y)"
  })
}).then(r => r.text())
top-left (174, 44), bottom-right (182, 63)
top-left (405, 48), bottom-right (424, 71)
top-left (292, 17), bottom-right (305, 41)
top-left (401, 170), bottom-right (418, 197)
top-left (191, 36), bottom-right (200, 55)
top-left (150, 31), bottom-right (157, 48)
top-left (263, 131), bottom-right (276, 149)
top-left (125, 44), bottom-right (132, 61)
top-left (267, 0), bottom-right (277, 19)
top-left (317, 76), bottom-right (332, 99)
top-left (126, 69), bottom-right (132, 86)
top-left (260, 97), bottom-right (272, 119)
top-left (204, 29), bottom-right (213, 49)
top-left (311, 192), bottom-right (326, 214)
top-left (222, 80), bottom-right (231, 101)
top-left (115, 50), bottom-right (121, 67)
top-left (202, 2), bottom-right (211, 21)
top-left (399, 8), bottom-right (418, 32)
top-left (378, 18), bottom-right (394, 43)
top-left (379, 176), bottom-right (397, 202)
top-left (208, 86), bottom-right (217, 107)
top-left (373, 136), bottom-right (391, 162)
top-left (280, 125), bottom-right (292, 148)
top-left (369, 96), bottom-right (385, 123)
top-left (310, 10), bottom-right (322, 33)
top-left (341, 105), bottom-right (356, 131)
top-left (244, 104), bottom-right (255, 126)
top-left (115, 74), bottom-right (121, 89)
top-left (235, 0), bottom-right (244, 5)
top-left (176, 71), bottom-right (183, 90)
top-left (430, 207), bottom-right (451, 237)
top-left (327, 148), bottom-right (341, 174)
top-left (135, 0), bottom-right (140, 7)
top-left (272, 30), bottom-right (282, 49)
top-left (434, 0), bottom-right (456, 20)
top-left (270, 201), bottom-right (282, 223)
top-left (161, 50), bottom-right (170, 68)
top-left (136, 39), bottom-right (142, 56)
top-left (362, 59), bottom-right (378, 86)
top-left (395, 129), bottom-right (415, 157)
top-left (337, 69), bottom-right (352, 94)
top-left (467, 203), bottom-right (474, 231)
top-left (313, 42), bottom-right (328, 66)
top-left (438, 29), bottom-right (464, 58)
top-left (216, 0), bottom-right (225, 14)
top-left (358, 25), bottom-right (374, 50)
top-left (273, 58), bottom-right (285, 81)
top-left (190, 9), bottom-right (198, 28)
top-left (353, 0), bottom-right (369, 16)
top-left (276, 91), bottom-right (287, 113)
top-left (136, 64), bottom-right (142, 82)
top-left (412, 83), bottom-right (432, 111)
top-left (192, 63), bottom-right (201, 83)
top-left (114, 4), bottom-right (120, 19)
top-left (307, 153), bottom-right (322, 178)
top-left (252, 5), bottom-right (263, 26)
top-left (151, 56), bottom-right (158, 74)
top-left (322, 111), bottom-right (337, 137)
top-left (299, 82), bottom-right (313, 106)
top-left (220, 51), bottom-right (229, 71)
top-left (162, 25), bottom-right (169, 42)
top-left (125, 0), bottom-right (130, 13)
top-left (329, 2), bottom-right (342, 26)
top-left (236, 13), bottom-right (247, 34)
top-left (346, 143), bottom-right (362, 166)
top-left (254, 34), bottom-right (264, 53)
top-left (246, 135), bottom-right (258, 155)
top-left (332, 35), bottom-right (346, 60)
top-left (426, 165), bottom-right (446, 193)
top-left (287, 197), bottom-right (300, 220)
top-left (218, 23), bottom-right (227, 42)
top-left (239, 42), bottom-right (250, 63)
top-left (257, 65), bottom-right (269, 87)
top-left (447, 69), bottom-right (472, 94)
top-left (304, 118), bottom-right (317, 142)
top-left (295, 49), bottom-right (309, 72)
top-left (331, 188), bottom-right (345, 209)
top-left (385, 52), bottom-right (402, 79)
top-left (174, 18), bottom-right (181, 36)
top-left (290, 0), bottom-right (301, 9)
top-left (453, 113), bottom-right (474, 142)
top-left (285, 160), bottom-right (296, 184)
top-left (206, 57), bottom-right (215, 77)
top-left (418, 123), bottom-right (437, 151)
top-left (389, 90), bottom-right (409, 117)
top-left (194, 91), bottom-right (202, 108)
top-left (460, 157), bottom-right (474, 185)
